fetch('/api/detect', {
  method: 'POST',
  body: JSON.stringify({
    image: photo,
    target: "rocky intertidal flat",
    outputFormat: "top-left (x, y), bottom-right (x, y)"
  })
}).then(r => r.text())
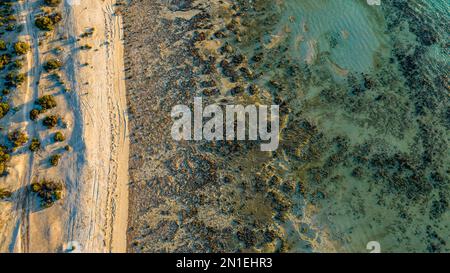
top-left (124, 0), bottom-right (449, 252)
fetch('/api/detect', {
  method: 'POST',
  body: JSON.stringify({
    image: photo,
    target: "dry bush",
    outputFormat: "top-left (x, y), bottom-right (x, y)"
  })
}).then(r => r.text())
top-left (8, 129), bottom-right (28, 148)
top-left (0, 188), bottom-right (12, 200)
top-left (0, 102), bottom-right (10, 119)
top-left (44, 59), bottom-right (62, 71)
top-left (29, 138), bottom-right (41, 152)
top-left (31, 179), bottom-right (63, 208)
top-left (43, 114), bottom-right (59, 128)
top-left (53, 131), bottom-right (65, 142)
top-left (35, 12), bottom-right (62, 31)
top-left (36, 94), bottom-right (57, 110)
top-left (0, 145), bottom-right (11, 176)
top-left (50, 154), bottom-right (61, 166)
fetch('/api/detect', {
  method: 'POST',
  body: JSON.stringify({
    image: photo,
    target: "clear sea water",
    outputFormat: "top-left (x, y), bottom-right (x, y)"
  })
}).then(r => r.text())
top-left (247, 0), bottom-right (449, 252)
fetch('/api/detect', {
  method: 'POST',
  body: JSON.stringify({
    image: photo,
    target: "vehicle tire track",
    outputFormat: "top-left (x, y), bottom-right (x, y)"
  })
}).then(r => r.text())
top-left (15, 0), bottom-right (42, 253)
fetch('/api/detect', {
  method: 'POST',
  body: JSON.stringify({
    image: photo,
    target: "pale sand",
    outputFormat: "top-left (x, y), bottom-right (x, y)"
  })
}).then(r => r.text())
top-left (0, 0), bottom-right (128, 253)
top-left (64, 0), bottom-right (129, 253)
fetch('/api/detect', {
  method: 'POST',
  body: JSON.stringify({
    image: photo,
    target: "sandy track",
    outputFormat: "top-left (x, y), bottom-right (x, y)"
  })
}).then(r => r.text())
top-left (17, 0), bottom-right (40, 254)
top-left (61, 0), bottom-right (129, 253)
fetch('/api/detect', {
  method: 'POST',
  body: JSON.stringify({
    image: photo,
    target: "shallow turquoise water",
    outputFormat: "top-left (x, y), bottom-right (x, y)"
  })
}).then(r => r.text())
top-left (283, 0), bottom-right (386, 73)
top-left (261, 0), bottom-right (450, 252)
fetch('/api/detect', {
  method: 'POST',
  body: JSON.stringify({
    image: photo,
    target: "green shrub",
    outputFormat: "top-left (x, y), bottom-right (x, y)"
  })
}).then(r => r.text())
top-left (35, 16), bottom-right (53, 31)
top-left (35, 12), bottom-right (62, 31)
top-left (44, 59), bottom-right (62, 71)
top-left (6, 15), bottom-right (16, 22)
top-left (80, 44), bottom-right (92, 50)
top-left (80, 28), bottom-right (95, 38)
top-left (54, 131), bottom-right (65, 142)
top-left (0, 40), bottom-right (6, 50)
top-left (50, 154), bottom-right (61, 166)
top-left (5, 23), bottom-right (14, 31)
top-left (30, 179), bottom-right (63, 208)
top-left (0, 102), bottom-right (10, 118)
top-left (29, 138), bottom-right (41, 152)
top-left (53, 13), bottom-right (64, 22)
top-left (43, 115), bottom-right (59, 128)
top-left (36, 94), bottom-right (57, 110)
top-left (0, 145), bottom-right (11, 176)
top-left (0, 53), bottom-right (11, 70)
top-left (14, 41), bottom-right (30, 55)
top-left (8, 129), bottom-right (29, 148)
top-left (44, 0), bottom-right (62, 7)
top-left (29, 108), bottom-right (40, 120)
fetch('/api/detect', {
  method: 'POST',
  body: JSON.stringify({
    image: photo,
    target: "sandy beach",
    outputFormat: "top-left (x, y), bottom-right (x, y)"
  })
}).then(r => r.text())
top-left (62, 0), bottom-right (129, 253)
top-left (0, 0), bottom-right (128, 253)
